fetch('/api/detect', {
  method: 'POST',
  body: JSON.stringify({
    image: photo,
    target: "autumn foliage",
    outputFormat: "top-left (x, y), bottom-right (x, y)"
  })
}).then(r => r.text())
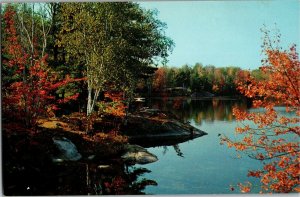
top-left (221, 36), bottom-right (300, 193)
top-left (101, 92), bottom-right (127, 117)
top-left (152, 67), bottom-right (167, 92)
top-left (2, 5), bottom-right (80, 128)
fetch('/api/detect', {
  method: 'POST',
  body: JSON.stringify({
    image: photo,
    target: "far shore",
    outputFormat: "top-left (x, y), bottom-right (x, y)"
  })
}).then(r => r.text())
top-left (146, 95), bottom-right (244, 101)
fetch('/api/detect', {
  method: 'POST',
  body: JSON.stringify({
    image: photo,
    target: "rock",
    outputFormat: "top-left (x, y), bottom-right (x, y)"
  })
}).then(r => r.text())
top-left (87, 155), bottom-right (96, 160)
top-left (97, 165), bottom-right (111, 169)
top-left (52, 137), bottom-right (82, 162)
top-left (52, 158), bottom-right (64, 163)
top-left (121, 144), bottom-right (158, 165)
top-left (121, 112), bottom-right (207, 147)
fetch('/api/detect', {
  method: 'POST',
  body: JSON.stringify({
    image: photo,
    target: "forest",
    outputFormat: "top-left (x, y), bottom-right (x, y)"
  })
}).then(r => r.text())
top-left (2, 2), bottom-right (299, 195)
top-left (150, 64), bottom-right (267, 96)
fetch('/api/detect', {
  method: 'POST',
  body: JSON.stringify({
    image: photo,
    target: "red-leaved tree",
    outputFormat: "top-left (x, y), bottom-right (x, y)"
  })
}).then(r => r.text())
top-left (221, 30), bottom-right (299, 193)
top-left (2, 5), bottom-right (81, 128)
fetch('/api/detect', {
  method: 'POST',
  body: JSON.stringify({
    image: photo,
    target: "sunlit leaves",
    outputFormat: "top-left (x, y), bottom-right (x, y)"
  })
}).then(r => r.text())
top-left (58, 2), bottom-right (173, 115)
top-left (222, 29), bottom-right (300, 193)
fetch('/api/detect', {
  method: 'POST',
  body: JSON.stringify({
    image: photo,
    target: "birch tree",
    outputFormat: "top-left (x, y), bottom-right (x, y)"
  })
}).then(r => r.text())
top-left (58, 2), bottom-right (173, 116)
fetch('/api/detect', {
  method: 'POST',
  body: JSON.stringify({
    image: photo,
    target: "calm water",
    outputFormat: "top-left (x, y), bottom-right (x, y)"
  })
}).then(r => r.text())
top-left (5, 97), bottom-right (295, 195)
top-left (135, 97), bottom-right (263, 194)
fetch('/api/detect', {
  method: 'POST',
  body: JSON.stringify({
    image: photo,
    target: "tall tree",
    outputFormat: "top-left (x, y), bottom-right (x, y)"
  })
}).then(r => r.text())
top-left (2, 5), bottom-right (79, 127)
top-left (58, 2), bottom-right (173, 116)
top-left (152, 67), bottom-right (167, 92)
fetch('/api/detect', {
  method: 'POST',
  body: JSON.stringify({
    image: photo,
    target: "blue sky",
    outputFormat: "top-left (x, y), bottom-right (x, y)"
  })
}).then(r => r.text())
top-left (139, 1), bottom-right (300, 70)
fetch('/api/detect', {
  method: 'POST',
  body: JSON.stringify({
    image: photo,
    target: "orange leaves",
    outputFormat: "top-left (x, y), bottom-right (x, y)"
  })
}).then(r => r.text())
top-left (261, 174), bottom-right (271, 186)
top-left (252, 100), bottom-right (263, 108)
top-left (248, 170), bottom-right (263, 178)
top-left (152, 67), bottom-right (166, 92)
top-left (232, 107), bottom-right (248, 121)
top-left (105, 104), bottom-right (126, 117)
top-left (235, 47), bottom-right (300, 108)
top-left (243, 135), bottom-right (253, 144)
top-left (104, 92), bottom-right (123, 102)
top-left (294, 187), bottom-right (300, 192)
top-left (278, 156), bottom-right (290, 169)
top-left (2, 7), bottom-right (82, 128)
top-left (212, 84), bottom-right (219, 92)
top-left (223, 35), bottom-right (300, 193)
top-left (237, 182), bottom-right (252, 193)
top-left (264, 163), bottom-right (276, 172)
top-left (234, 143), bottom-right (247, 151)
top-left (235, 125), bottom-right (250, 134)
top-left (101, 92), bottom-right (127, 117)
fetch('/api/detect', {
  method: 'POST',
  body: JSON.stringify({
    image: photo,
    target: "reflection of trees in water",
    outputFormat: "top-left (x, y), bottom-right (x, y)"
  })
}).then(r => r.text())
top-left (161, 144), bottom-right (184, 157)
top-left (3, 159), bottom-right (156, 195)
top-left (149, 98), bottom-right (247, 125)
top-left (173, 144), bottom-right (184, 157)
top-left (85, 162), bottom-right (157, 195)
top-left (162, 146), bottom-right (168, 155)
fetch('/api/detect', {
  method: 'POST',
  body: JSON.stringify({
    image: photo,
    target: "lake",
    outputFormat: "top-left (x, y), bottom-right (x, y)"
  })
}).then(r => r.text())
top-left (134, 97), bottom-right (263, 194)
top-left (4, 97), bottom-right (295, 195)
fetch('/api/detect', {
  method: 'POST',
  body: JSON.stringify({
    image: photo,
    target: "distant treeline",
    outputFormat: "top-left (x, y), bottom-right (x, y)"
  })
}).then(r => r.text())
top-left (147, 63), bottom-right (267, 96)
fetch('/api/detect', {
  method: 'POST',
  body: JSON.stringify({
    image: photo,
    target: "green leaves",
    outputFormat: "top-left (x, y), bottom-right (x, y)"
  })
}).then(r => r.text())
top-left (57, 2), bottom-right (173, 114)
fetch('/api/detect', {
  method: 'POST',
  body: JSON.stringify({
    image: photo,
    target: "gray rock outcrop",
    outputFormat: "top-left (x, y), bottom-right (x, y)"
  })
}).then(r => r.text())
top-left (52, 137), bottom-right (82, 162)
top-left (121, 109), bottom-right (207, 147)
top-left (121, 144), bottom-right (158, 165)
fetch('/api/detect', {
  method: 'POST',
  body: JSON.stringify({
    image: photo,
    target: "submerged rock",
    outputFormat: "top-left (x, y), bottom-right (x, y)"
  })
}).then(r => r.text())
top-left (121, 144), bottom-right (158, 165)
top-left (52, 137), bottom-right (82, 162)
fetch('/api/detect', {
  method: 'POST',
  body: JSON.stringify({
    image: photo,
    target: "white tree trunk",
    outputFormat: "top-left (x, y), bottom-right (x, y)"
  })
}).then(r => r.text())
top-left (87, 87), bottom-right (92, 116)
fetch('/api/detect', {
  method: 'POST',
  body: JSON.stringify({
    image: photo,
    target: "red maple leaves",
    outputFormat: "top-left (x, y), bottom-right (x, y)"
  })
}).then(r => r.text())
top-left (222, 35), bottom-right (300, 193)
top-left (2, 5), bottom-right (82, 128)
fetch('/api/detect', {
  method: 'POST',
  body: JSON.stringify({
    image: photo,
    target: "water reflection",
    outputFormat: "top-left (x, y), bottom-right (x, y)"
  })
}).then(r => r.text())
top-left (172, 144), bottom-right (184, 157)
top-left (134, 97), bottom-right (263, 194)
top-left (148, 97), bottom-right (247, 125)
top-left (3, 154), bottom-right (156, 195)
top-left (160, 145), bottom-right (185, 158)
top-left (85, 163), bottom-right (157, 195)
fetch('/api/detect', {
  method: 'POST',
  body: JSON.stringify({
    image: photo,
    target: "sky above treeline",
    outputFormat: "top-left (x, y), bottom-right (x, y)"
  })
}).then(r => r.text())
top-left (139, 1), bottom-right (300, 70)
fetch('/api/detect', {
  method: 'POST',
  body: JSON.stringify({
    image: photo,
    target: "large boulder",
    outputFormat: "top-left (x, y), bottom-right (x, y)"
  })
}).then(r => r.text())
top-left (52, 137), bottom-right (82, 162)
top-left (121, 144), bottom-right (158, 165)
top-left (121, 109), bottom-right (207, 147)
